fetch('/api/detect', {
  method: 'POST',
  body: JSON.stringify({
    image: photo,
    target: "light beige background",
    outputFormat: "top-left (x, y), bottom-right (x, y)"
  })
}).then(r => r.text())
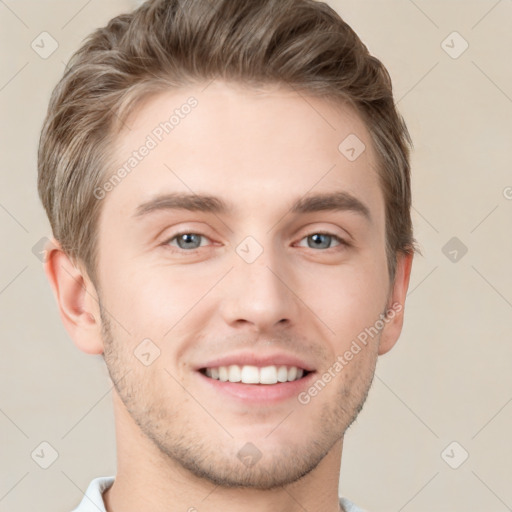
top-left (1, 1), bottom-right (511, 511)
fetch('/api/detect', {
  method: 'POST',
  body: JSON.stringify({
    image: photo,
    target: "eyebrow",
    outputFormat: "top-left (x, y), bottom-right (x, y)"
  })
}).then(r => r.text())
top-left (133, 191), bottom-right (372, 223)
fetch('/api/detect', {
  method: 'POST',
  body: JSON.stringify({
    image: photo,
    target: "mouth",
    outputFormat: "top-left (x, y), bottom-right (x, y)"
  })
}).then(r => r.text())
top-left (198, 364), bottom-right (312, 385)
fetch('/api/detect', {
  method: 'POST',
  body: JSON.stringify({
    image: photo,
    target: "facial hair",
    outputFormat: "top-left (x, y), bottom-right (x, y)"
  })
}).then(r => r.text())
top-left (99, 300), bottom-right (378, 490)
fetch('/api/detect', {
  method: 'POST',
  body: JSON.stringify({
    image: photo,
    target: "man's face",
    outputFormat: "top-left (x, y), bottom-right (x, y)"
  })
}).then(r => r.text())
top-left (95, 81), bottom-right (394, 489)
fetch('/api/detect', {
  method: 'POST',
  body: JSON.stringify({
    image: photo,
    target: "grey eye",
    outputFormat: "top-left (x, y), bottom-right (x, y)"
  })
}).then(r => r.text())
top-left (173, 233), bottom-right (205, 250)
top-left (305, 233), bottom-right (339, 250)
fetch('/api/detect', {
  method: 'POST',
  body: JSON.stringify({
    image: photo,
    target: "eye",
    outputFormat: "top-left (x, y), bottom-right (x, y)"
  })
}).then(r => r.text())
top-left (296, 232), bottom-right (348, 250)
top-left (165, 232), bottom-right (211, 251)
top-left (162, 231), bottom-right (348, 253)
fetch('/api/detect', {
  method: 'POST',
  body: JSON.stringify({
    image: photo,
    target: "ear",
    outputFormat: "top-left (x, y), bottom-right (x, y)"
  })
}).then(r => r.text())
top-left (378, 252), bottom-right (414, 356)
top-left (43, 238), bottom-right (104, 355)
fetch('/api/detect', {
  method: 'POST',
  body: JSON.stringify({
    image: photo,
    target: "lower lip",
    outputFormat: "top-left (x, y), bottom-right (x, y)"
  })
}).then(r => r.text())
top-left (196, 371), bottom-right (317, 404)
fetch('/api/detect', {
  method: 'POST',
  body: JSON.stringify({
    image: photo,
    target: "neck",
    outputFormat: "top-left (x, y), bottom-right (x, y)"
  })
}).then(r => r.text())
top-left (103, 392), bottom-right (344, 512)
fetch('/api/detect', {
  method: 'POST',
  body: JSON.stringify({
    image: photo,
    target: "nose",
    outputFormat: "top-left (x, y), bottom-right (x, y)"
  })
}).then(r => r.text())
top-left (218, 242), bottom-right (301, 332)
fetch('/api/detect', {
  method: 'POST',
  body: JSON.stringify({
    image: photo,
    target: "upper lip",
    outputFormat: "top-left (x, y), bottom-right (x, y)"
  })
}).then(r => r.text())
top-left (196, 351), bottom-right (316, 372)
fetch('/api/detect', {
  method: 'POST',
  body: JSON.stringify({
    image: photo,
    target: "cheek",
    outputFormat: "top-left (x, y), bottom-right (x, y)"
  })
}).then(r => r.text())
top-left (302, 259), bottom-right (388, 340)
top-left (103, 260), bottom-right (217, 339)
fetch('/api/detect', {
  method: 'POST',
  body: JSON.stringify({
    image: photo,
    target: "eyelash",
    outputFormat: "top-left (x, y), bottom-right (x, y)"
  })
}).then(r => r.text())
top-left (162, 231), bottom-right (350, 253)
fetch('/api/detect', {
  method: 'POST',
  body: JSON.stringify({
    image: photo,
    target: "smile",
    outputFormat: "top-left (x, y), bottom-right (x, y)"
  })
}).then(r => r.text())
top-left (199, 365), bottom-right (310, 385)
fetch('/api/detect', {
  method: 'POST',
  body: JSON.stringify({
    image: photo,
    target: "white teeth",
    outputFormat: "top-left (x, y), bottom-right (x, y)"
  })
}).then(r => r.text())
top-left (203, 364), bottom-right (307, 384)
top-left (228, 365), bottom-right (241, 382)
top-left (241, 365), bottom-right (260, 384)
top-left (218, 366), bottom-right (229, 382)
top-left (260, 366), bottom-right (278, 384)
top-left (277, 366), bottom-right (288, 382)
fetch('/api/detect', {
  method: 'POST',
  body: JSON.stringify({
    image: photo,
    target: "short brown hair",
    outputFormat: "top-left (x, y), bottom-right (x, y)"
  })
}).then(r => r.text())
top-left (38, 0), bottom-right (418, 287)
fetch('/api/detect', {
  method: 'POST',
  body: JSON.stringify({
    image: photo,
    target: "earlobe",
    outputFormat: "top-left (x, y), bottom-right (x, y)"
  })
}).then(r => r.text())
top-left (43, 238), bottom-right (104, 355)
top-left (378, 252), bottom-right (414, 356)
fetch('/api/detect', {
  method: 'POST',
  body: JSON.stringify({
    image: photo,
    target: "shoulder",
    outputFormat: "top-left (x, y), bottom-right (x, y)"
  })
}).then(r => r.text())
top-left (339, 496), bottom-right (368, 512)
top-left (70, 476), bottom-right (115, 512)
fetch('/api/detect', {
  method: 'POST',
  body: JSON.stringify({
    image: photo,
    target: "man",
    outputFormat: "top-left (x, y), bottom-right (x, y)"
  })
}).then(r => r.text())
top-left (38, 0), bottom-right (417, 510)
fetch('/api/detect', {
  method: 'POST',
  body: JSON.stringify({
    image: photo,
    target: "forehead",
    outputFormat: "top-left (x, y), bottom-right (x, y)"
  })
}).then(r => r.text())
top-left (104, 80), bottom-right (384, 222)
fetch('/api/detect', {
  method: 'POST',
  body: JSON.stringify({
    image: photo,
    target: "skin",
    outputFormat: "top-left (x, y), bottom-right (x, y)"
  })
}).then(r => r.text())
top-left (45, 80), bottom-right (413, 512)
